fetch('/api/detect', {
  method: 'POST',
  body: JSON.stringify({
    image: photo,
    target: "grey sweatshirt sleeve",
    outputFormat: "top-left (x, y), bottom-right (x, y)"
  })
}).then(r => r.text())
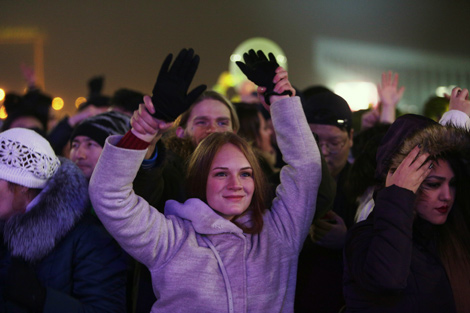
top-left (439, 110), bottom-right (470, 129)
top-left (266, 96), bottom-right (321, 252)
top-left (88, 136), bottom-right (185, 269)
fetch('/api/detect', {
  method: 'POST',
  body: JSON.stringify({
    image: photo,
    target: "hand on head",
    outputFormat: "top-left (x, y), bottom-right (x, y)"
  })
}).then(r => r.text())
top-left (386, 145), bottom-right (432, 193)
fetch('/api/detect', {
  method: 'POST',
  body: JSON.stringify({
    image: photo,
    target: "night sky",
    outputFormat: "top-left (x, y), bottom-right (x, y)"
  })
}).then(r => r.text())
top-left (1, 0), bottom-right (470, 118)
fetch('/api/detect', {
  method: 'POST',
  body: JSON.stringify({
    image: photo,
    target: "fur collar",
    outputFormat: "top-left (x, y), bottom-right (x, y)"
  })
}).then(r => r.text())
top-left (3, 157), bottom-right (89, 263)
top-left (390, 124), bottom-right (470, 171)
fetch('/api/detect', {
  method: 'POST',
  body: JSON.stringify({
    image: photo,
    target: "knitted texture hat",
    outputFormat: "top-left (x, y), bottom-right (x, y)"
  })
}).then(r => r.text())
top-left (0, 128), bottom-right (60, 188)
top-left (70, 111), bottom-right (130, 147)
top-left (302, 91), bottom-right (352, 132)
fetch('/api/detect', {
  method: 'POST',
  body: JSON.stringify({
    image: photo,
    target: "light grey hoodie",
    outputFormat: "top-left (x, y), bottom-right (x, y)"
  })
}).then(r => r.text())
top-left (89, 96), bottom-right (321, 312)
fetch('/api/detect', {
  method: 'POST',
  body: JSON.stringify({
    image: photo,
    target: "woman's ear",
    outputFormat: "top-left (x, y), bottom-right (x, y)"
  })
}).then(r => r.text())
top-left (175, 126), bottom-right (185, 138)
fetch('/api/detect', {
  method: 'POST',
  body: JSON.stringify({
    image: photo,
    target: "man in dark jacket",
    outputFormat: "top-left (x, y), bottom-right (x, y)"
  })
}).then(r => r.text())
top-left (296, 90), bottom-right (356, 313)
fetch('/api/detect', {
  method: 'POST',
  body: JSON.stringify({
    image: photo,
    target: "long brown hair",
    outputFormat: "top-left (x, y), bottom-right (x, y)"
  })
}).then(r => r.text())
top-left (186, 132), bottom-right (268, 234)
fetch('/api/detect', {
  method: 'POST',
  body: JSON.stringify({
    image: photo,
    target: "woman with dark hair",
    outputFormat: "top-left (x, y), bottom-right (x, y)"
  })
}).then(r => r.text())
top-left (89, 68), bottom-right (322, 312)
top-left (343, 112), bottom-right (470, 313)
top-left (234, 102), bottom-right (279, 191)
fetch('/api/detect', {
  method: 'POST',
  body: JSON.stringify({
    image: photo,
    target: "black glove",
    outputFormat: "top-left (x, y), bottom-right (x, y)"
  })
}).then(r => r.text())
top-left (4, 257), bottom-right (46, 312)
top-left (151, 48), bottom-right (207, 121)
top-left (236, 49), bottom-right (292, 105)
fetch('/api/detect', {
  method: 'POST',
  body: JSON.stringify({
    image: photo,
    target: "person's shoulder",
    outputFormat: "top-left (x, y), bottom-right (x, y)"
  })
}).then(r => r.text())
top-left (68, 213), bottom-right (114, 242)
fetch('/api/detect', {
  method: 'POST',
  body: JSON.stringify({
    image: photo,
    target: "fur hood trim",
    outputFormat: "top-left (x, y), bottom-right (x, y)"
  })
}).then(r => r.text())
top-left (390, 124), bottom-right (470, 172)
top-left (4, 157), bottom-right (89, 262)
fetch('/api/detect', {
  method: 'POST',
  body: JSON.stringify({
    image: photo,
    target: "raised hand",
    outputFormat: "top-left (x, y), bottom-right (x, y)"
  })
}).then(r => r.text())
top-left (256, 67), bottom-right (295, 110)
top-left (236, 49), bottom-right (292, 105)
top-left (448, 87), bottom-right (470, 116)
top-left (151, 48), bottom-right (207, 121)
top-left (131, 95), bottom-right (174, 143)
top-left (378, 71), bottom-right (405, 108)
top-left (386, 145), bottom-right (432, 193)
top-left (377, 71), bottom-right (404, 124)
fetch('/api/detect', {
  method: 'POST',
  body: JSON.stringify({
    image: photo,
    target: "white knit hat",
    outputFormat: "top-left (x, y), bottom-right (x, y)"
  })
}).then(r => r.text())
top-left (0, 128), bottom-right (60, 188)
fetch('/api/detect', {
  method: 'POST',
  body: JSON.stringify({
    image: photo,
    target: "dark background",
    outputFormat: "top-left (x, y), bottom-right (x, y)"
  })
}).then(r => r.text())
top-left (1, 0), bottom-right (470, 117)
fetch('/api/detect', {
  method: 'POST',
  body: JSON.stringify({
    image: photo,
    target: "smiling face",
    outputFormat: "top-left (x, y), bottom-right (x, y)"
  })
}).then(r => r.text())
top-left (182, 99), bottom-right (233, 146)
top-left (415, 159), bottom-right (455, 225)
top-left (206, 143), bottom-right (254, 220)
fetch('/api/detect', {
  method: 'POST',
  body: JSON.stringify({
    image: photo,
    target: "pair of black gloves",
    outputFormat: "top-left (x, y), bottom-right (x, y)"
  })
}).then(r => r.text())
top-left (151, 48), bottom-right (291, 122)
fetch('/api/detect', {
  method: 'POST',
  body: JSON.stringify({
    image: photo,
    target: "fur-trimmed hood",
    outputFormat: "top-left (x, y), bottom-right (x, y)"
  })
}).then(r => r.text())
top-left (388, 124), bottom-right (470, 174)
top-left (375, 114), bottom-right (439, 183)
top-left (3, 157), bottom-right (89, 263)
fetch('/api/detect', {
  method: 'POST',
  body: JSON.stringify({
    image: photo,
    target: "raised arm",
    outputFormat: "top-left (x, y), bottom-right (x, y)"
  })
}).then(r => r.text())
top-left (236, 50), bottom-right (321, 251)
top-left (89, 49), bottom-right (204, 268)
top-left (377, 71), bottom-right (404, 125)
top-left (362, 71), bottom-right (403, 130)
top-left (266, 82), bottom-right (321, 251)
top-left (131, 49), bottom-right (206, 207)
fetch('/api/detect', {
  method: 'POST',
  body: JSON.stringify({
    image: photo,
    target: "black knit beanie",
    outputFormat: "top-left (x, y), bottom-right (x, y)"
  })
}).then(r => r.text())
top-left (70, 111), bottom-right (130, 147)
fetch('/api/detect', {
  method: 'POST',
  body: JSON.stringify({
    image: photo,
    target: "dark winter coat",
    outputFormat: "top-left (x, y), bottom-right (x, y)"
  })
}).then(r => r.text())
top-left (343, 118), bottom-right (470, 313)
top-left (0, 158), bottom-right (128, 313)
top-left (343, 186), bottom-right (456, 313)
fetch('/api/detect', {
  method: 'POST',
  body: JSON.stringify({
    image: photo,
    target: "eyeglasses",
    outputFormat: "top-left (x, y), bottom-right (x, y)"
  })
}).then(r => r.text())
top-left (318, 138), bottom-right (348, 155)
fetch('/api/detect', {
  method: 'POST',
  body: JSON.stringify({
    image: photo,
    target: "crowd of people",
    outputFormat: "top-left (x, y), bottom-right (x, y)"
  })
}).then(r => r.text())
top-left (0, 48), bottom-right (470, 313)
